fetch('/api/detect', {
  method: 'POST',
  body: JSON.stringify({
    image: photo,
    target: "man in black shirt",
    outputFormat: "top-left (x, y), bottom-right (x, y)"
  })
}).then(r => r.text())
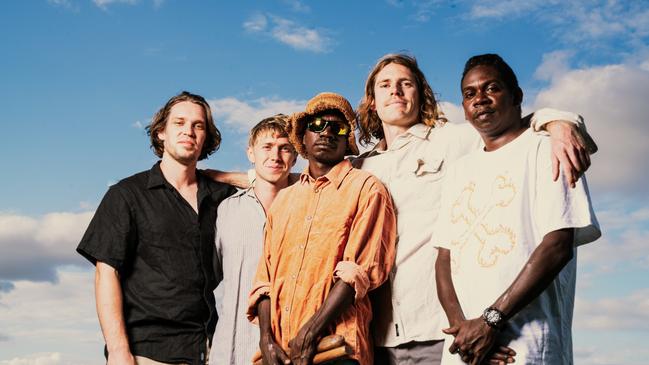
top-left (77, 91), bottom-right (235, 365)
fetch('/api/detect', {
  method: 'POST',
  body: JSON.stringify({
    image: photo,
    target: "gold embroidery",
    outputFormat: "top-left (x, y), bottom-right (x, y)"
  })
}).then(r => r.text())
top-left (450, 175), bottom-right (517, 269)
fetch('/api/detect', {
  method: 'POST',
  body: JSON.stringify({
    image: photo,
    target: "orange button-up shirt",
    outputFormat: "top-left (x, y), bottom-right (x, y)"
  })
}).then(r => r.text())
top-left (247, 159), bottom-right (396, 365)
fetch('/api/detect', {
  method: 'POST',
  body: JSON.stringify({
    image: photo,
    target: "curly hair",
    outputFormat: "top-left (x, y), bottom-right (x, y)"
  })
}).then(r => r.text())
top-left (146, 91), bottom-right (221, 161)
top-left (461, 53), bottom-right (523, 106)
top-left (248, 113), bottom-right (292, 147)
top-left (357, 53), bottom-right (445, 146)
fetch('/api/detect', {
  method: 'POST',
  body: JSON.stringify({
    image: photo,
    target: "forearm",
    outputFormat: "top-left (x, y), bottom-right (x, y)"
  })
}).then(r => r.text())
top-left (95, 262), bottom-right (131, 355)
top-left (203, 169), bottom-right (250, 188)
top-left (491, 229), bottom-right (574, 319)
top-left (303, 280), bottom-right (355, 338)
top-left (258, 297), bottom-right (273, 337)
top-left (435, 248), bottom-right (465, 326)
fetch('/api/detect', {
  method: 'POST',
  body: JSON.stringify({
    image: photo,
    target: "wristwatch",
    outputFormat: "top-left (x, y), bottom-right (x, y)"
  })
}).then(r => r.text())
top-left (482, 307), bottom-right (505, 329)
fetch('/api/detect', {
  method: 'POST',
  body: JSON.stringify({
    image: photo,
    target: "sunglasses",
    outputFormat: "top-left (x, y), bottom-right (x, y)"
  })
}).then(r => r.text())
top-left (306, 117), bottom-right (350, 136)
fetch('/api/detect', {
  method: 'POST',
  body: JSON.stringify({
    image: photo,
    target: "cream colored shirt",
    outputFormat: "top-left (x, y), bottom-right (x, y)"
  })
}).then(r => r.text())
top-left (352, 109), bottom-right (584, 347)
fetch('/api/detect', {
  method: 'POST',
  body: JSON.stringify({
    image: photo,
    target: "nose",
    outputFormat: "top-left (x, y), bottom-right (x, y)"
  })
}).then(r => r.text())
top-left (390, 83), bottom-right (403, 96)
top-left (473, 89), bottom-right (490, 107)
top-left (269, 146), bottom-right (281, 161)
top-left (183, 123), bottom-right (196, 136)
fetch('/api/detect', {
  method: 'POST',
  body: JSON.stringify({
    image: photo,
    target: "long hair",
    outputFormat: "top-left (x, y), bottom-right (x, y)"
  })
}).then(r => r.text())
top-left (146, 91), bottom-right (221, 161)
top-left (357, 53), bottom-right (444, 146)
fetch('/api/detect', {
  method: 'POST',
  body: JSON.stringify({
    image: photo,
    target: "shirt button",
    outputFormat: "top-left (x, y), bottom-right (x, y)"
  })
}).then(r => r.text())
top-left (306, 215), bottom-right (312, 221)
top-left (291, 274), bottom-right (296, 279)
top-left (299, 244), bottom-right (305, 249)
top-left (314, 189), bottom-right (320, 193)
top-left (285, 306), bottom-right (289, 312)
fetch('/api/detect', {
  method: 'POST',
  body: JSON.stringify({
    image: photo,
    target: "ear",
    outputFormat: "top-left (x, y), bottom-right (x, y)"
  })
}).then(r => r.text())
top-left (246, 146), bottom-right (255, 164)
top-left (157, 128), bottom-right (166, 141)
top-left (514, 87), bottom-right (523, 106)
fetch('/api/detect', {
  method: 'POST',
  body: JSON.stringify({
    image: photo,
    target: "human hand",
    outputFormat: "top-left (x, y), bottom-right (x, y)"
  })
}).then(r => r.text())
top-left (260, 332), bottom-right (291, 365)
top-left (546, 120), bottom-right (591, 188)
top-left (106, 348), bottom-right (135, 365)
top-left (443, 317), bottom-right (497, 365)
top-left (288, 323), bottom-right (319, 365)
top-left (484, 345), bottom-right (516, 364)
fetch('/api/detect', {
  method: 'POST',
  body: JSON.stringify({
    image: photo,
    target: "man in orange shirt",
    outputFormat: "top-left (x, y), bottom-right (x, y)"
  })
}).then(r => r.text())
top-left (247, 92), bottom-right (397, 365)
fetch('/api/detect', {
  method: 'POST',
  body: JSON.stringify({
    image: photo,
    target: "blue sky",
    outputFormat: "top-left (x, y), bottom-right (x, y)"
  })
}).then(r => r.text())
top-left (1, 1), bottom-right (648, 364)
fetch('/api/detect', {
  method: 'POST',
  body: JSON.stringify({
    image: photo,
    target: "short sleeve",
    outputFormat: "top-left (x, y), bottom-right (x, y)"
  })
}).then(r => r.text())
top-left (76, 185), bottom-right (136, 272)
top-left (432, 163), bottom-right (458, 250)
top-left (534, 139), bottom-right (601, 246)
top-left (340, 177), bottom-right (397, 298)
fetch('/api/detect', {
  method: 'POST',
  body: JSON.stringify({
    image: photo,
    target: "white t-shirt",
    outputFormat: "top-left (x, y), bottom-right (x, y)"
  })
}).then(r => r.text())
top-left (434, 129), bottom-right (601, 364)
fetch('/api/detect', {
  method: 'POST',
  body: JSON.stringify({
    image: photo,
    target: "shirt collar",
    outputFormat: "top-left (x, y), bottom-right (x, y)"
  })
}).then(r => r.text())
top-left (370, 123), bottom-right (433, 154)
top-left (299, 159), bottom-right (353, 190)
top-left (146, 161), bottom-right (167, 189)
top-left (146, 161), bottom-right (213, 206)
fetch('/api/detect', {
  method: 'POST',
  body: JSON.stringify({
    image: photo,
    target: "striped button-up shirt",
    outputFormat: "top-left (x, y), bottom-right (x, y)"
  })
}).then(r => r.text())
top-left (247, 159), bottom-right (397, 365)
top-left (212, 188), bottom-right (266, 365)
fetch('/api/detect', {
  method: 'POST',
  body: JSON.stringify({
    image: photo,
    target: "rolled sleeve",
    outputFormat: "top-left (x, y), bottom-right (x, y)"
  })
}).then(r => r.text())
top-left (246, 280), bottom-right (271, 323)
top-left (342, 177), bottom-right (397, 296)
top-left (334, 261), bottom-right (371, 300)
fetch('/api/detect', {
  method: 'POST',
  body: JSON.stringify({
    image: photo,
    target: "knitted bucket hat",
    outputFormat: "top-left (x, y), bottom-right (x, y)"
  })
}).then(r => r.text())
top-left (289, 92), bottom-right (359, 158)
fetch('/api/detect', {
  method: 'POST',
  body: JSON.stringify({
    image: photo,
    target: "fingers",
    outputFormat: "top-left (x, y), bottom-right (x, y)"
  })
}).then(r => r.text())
top-left (496, 345), bottom-right (516, 356)
top-left (443, 325), bottom-right (459, 335)
top-left (276, 347), bottom-right (291, 365)
top-left (551, 154), bottom-right (560, 182)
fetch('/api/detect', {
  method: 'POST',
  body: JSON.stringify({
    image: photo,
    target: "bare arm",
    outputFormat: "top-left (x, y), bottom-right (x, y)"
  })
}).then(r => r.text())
top-left (437, 249), bottom-right (516, 365)
top-left (289, 280), bottom-right (355, 365)
top-left (258, 297), bottom-right (290, 365)
top-left (95, 262), bottom-right (135, 365)
top-left (202, 169), bottom-right (250, 189)
top-left (444, 229), bottom-right (574, 365)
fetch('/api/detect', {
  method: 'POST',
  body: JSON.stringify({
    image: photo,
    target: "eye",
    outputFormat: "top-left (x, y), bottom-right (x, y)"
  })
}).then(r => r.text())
top-left (487, 83), bottom-right (501, 93)
top-left (378, 82), bottom-right (389, 88)
top-left (463, 90), bottom-right (475, 99)
top-left (402, 80), bottom-right (414, 88)
top-left (194, 123), bottom-right (205, 130)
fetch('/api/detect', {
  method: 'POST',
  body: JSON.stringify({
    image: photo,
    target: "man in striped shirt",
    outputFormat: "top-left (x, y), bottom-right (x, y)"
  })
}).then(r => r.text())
top-left (211, 115), bottom-right (297, 365)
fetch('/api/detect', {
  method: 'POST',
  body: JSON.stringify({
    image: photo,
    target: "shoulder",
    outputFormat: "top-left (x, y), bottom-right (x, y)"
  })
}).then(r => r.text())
top-left (348, 168), bottom-right (389, 195)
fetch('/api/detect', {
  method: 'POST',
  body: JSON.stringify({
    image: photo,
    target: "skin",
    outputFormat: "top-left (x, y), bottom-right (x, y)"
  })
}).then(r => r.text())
top-left (302, 112), bottom-right (349, 178)
top-left (436, 64), bottom-right (578, 364)
top-left (246, 132), bottom-right (297, 212)
top-left (96, 101), bottom-right (208, 364)
top-left (372, 62), bottom-right (421, 146)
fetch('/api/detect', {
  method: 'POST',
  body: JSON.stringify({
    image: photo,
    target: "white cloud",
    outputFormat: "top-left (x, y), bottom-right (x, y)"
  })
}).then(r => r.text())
top-left (0, 270), bottom-right (102, 364)
top-left (243, 13), bottom-right (268, 33)
top-left (438, 101), bottom-right (467, 124)
top-left (532, 57), bottom-right (649, 195)
top-left (243, 14), bottom-right (334, 53)
top-left (132, 120), bottom-right (144, 129)
top-left (282, 0), bottom-right (310, 13)
top-left (466, 1), bottom-right (649, 48)
top-left (0, 212), bottom-right (94, 285)
top-left (47, 0), bottom-right (75, 9)
top-left (0, 353), bottom-right (61, 365)
top-left (574, 288), bottom-right (649, 331)
top-left (209, 97), bottom-right (305, 132)
top-left (93, 0), bottom-right (137, 10)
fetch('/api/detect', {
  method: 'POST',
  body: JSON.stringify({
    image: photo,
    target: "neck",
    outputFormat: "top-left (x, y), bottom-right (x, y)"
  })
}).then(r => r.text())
top-left (308, 159), bottom-right (337, 179)
top-left (382, 121), bottom-right (417, 148)
top-left (481, 120), bottom-right (527, 152)
top-left (159, 155), bottom-right (197, 189)
top-left (253, 176), bottom-right (289, 213)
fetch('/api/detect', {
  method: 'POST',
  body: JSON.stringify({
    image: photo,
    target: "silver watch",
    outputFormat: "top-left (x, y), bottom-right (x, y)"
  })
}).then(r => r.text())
top-left (482, 307), bottom-right (505, 329)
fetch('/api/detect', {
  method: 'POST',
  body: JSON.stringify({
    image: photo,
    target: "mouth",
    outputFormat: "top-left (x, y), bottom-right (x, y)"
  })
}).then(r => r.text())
top-left (473, 109), bottom-right (495, 120)
top-left (314, 141), bottom-right (337, 150)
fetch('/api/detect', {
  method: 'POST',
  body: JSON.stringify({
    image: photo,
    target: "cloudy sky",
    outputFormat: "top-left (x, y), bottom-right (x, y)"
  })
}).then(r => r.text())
top-left (1, 0), bottom-right (648, 364)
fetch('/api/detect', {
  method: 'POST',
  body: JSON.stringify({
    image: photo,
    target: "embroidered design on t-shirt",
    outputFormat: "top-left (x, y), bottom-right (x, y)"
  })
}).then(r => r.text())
top-left (450, 174), bottom-right (517, 270)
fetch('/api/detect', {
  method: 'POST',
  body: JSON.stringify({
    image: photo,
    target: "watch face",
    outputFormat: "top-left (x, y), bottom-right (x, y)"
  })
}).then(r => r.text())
top-left (483, 308), bottom-right (504, 328)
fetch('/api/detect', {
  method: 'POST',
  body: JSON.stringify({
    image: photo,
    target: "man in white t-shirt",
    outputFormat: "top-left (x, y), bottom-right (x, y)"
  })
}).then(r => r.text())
top-left (434, 54), bottom-right (601, 365)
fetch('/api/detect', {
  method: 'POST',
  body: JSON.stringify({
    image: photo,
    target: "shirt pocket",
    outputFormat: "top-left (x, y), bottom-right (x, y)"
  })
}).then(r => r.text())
top-left (139, 223), bottom-right (199, 287)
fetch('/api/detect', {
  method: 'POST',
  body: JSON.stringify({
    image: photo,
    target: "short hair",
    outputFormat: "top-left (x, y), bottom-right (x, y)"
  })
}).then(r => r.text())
top-left (248, 114), bottom-right (292, 147)
top-left (146, 91), bottom-right (221, 161)
top-left (357, 53), bottom-right (445, 146)
top-left (461, 54), bottom-right (522, 105)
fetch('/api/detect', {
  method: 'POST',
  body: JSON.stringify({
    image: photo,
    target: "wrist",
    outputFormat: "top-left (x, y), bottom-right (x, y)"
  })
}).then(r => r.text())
top-left (482, 306), bottom-right (506, 330)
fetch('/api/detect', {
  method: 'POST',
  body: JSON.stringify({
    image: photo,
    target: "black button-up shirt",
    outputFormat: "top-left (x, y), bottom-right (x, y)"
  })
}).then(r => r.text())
top-left (77, 162), bottom-right (235, 364)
